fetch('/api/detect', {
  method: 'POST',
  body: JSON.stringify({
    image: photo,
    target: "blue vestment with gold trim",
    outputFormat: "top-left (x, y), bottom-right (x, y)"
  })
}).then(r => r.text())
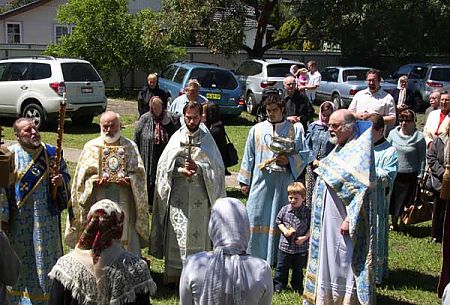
top-left (238, 119), bottom-right (309, 265)
top-left (303, 122), bottom-right (376, 305)
top-left (1, 143), bottom-right (70, 305)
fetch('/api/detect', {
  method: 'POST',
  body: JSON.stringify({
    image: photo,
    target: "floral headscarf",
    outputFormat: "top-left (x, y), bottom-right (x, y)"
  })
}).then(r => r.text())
top-left (77, 199), bottom-right (124, 264)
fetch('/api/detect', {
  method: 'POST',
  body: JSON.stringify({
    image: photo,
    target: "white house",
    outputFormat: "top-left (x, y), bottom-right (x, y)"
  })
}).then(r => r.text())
top-left (0, 0), bottom-right (161, 44)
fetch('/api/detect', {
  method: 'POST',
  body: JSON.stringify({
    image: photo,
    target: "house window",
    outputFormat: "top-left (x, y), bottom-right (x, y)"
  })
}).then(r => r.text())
top-left (54, 25), bottom-right (75, 43)
top-left (54, 25), bottom-right (69, 43)
top-left (6, 23), bottom-right (21, 44)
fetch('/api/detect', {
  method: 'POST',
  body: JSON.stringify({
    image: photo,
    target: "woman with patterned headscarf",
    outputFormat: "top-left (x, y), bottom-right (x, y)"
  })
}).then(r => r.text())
top-left (48, 199), bottom-right (156, 305)
top-left (179, 198), bottom-right (273, 305)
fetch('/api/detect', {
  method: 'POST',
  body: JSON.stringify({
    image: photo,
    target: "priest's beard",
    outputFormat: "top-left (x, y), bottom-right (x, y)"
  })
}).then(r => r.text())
top-left (187, 123), bottom-right (200, 133)
top-left (329, 134), bottom-right (338, 145)
top-left (101, 130), bottom-right (121, 144)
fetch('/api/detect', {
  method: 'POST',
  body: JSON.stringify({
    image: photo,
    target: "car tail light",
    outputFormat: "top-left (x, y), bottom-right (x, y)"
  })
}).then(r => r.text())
top-left (349, 89), bottom-right (360, 95)
top-left (49, 82), bottom-right (66, 96)
top-left (260, 81), bottom-right (276, 89)
top-left (426, 81), bottom-right (443, 88)
top-left (237, 97), bottom-right (245, 105)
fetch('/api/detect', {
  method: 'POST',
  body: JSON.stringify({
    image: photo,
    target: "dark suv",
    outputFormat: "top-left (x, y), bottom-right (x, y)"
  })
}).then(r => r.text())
top-left (388, 63), bottom-right (450, 109)
top-left (158, 62), bottom-right (243, 117)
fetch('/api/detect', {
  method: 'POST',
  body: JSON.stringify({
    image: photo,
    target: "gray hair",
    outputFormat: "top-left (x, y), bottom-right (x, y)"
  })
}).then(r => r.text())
top-left (13, 117), bottom-right (34, 135)
top-left (342, 111), bottom-right (357, 134)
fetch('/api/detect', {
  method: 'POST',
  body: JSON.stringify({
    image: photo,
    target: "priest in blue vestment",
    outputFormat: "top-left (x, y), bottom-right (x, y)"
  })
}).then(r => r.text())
top-left (1, 118), bottom-right (70, 305)
top-left (238, 93), bottom-right (309, 265)
top-left (303, 110), bottom-right (376, 305)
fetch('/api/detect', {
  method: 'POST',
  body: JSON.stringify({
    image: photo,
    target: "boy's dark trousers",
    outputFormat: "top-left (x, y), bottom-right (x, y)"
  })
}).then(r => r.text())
top-left (273, 249), bottom-right (307, 292)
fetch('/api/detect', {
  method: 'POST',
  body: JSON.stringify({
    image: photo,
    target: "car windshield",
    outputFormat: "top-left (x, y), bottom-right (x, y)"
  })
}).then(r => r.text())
top-left (61, 63), bottom-right (101, 82)
top-left (430, 68), bottom-right (450, 82)
top-left (267, 64), bottom-right (297, 77)
top-left (190, 68), bottom-right (238, 90)
top-left (342, 69), bottom-right (369, 82)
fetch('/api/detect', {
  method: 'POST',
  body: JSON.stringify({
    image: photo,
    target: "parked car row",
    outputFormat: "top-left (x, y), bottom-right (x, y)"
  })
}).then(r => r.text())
top-left (1, 56), bottom-right (449, 129)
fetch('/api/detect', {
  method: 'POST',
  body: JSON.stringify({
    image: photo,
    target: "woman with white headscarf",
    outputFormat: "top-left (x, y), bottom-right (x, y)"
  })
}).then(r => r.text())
top-left (179, 198), bottom-right (273, 305)
top-left (48, 199), bottom-right (156, 305)
top-left (392, 75), bottom-right (415, 112)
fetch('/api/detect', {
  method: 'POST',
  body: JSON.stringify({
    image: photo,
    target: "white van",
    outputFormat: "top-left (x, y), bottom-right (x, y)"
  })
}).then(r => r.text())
top-left (0, 56), bottom-right (107, 128)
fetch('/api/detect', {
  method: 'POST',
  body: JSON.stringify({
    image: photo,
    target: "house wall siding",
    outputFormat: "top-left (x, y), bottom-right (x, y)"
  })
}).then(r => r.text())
top-left (0, 0), bottom-right (66, 44)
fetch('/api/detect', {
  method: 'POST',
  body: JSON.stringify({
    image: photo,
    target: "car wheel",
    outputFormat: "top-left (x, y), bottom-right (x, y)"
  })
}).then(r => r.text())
top-left (23, 103), bottom-right (46, 129)
top-left (71, 115), bottom-right (94, 125)
top-left (246, 92), bottom-right (257, 115)
top-left (255, 105), bottom-right (266, 123)
top-left (332, 94), bottom-right (342, 110)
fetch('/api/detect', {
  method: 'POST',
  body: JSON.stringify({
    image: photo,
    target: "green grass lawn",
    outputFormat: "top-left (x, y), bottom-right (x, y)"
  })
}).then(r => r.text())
top-left (60, 169), bottom-right (443, 305)
top-left (6, 105), bottom-right (438, 305)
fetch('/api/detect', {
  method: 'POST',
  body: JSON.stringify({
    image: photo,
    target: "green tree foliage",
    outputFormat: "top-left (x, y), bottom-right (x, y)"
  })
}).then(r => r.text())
top-left (272, 17), bottom-right (319, 51)
top-left (294, 0), bottom-right (450, 66)
top-left (45, 0), bottom-right (184, 92)
top-left (161, 0), bottom-right (301, 57)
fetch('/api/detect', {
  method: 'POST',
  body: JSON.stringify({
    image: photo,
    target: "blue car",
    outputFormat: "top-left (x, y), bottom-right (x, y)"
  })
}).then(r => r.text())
top-left (158, 62), bottom-right (244, 117)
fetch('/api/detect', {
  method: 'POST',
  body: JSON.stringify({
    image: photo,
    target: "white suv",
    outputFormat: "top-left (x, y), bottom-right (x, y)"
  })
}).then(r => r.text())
top-left (0, 56), bottom-right (107, 128)
top-left (235, 58), bottom-right (305, 114)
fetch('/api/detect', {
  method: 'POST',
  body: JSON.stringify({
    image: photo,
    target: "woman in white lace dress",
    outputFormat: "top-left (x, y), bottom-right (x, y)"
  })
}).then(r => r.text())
top-left (48, 199), bottom-right (156, 305)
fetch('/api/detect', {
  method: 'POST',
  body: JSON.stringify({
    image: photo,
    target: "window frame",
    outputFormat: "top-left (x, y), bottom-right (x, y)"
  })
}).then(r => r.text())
top-left (6, 22), bottom-right (22, 44)
top-left (53, 24), bottom-right (70, 43)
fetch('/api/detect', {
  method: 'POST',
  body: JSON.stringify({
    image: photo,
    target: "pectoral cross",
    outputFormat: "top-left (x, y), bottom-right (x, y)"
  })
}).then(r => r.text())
top-left (180, 135), bottom-right (200, 160)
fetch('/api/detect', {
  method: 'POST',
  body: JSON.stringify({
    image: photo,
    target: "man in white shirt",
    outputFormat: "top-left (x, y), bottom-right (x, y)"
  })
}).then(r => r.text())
top-left (348, 69), bottom-right (396, 129)
top-left (302, 60), bottom-right (321, 103)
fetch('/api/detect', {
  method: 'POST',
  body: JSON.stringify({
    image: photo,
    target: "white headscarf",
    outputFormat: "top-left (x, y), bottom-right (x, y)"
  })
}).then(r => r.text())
top-left (397, 76), bottom-right (408, 106)
top-left (199, 198), bottom-right (250, 305)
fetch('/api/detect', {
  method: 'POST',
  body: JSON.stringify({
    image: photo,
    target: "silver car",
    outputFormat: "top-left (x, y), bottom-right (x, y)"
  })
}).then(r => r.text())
top-left (315, 66), bottom-right (397, 109)
top-left (0, 56), bottom-right (106, 128)
top-left (235, 58), bottom-right (305, 114)
top-left (387, 63), bottom-right (450, 109)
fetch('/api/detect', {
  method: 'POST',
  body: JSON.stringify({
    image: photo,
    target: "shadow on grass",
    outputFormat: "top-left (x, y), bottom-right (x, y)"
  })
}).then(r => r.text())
top-left (63, 121), bottom-right (100, 134)
top-left (377, 294), bottom-right (415, 305)
top-left (224, 114), bottom-right (255, 126)
top-left (150, 271), bottom-right (179, 299)
top-left (0, 117), bottom-right (16, 127)
top-left (226, 187), bottom-right (246, 201)
top-left (383, 269), bottom-right (438, 292)
top-left (404, 223), bottom-right (432, 239)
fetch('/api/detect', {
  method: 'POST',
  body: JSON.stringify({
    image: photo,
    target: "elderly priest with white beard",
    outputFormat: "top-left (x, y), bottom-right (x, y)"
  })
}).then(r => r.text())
top-left (64, 111), bottom-right (149, 255)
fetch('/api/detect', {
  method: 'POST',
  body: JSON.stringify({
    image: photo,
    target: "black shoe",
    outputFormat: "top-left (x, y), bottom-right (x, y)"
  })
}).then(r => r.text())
top-left (225, 169), bottom-right (232, 176)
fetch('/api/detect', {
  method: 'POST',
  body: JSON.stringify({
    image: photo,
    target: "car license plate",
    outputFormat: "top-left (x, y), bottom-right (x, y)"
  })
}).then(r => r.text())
top-left (81, 87), bottom-right (93, 94)
top-left (206, 93), bottom-right (221, 100)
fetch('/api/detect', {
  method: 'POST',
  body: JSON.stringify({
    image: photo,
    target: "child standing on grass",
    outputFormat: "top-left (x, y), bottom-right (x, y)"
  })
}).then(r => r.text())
top-left (273, 182), bottom-right (311, 294)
